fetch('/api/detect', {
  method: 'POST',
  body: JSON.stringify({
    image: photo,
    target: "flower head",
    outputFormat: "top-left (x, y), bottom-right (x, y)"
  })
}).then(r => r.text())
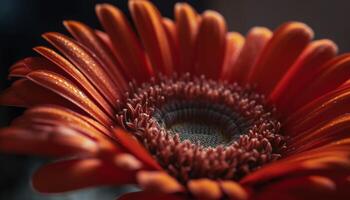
top-left (1, 1), bottom-right (350, 199)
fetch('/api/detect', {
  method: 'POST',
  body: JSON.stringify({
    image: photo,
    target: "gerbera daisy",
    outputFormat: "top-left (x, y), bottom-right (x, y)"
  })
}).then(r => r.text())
top-left (1, 0), bottom-right (350, 199)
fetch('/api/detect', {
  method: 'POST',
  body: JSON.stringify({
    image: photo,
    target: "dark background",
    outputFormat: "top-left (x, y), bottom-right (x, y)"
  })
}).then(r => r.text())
top-left (1, 0), bottom-right (350, 199)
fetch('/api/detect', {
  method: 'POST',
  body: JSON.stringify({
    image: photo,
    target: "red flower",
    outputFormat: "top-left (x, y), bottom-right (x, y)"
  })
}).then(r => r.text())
top-left (1, 1), bottom-right (350, 200)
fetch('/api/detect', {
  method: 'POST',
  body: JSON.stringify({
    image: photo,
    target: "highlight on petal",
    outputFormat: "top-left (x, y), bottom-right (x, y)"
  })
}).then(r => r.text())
top-left (42, 32), bottom-right (121, 107)
top-left (129, 0), bottom-right (174, 75)
top-left (114, 153), bottom-right (143, 171)
top-left (175, 2), bottom-right (199, 74)
top-left (34, 46), bottom-right (115, 118)
top-left (63, 20), bottom-right (128, 91)
top-left (269, 39), bottom-right (338, 114)
top-left (188, 179), bottom-right (222, 200)
top-left (136, 171), bottom-right (183, 193)
top-left (32, 158), bottom-right (136, 193)
top-left (247, 22), bottom-right (314, 94)
top-left (26, 70), bottom-right (113, 125)
top-left (96, 3), bottom-right (152, 83)
top-left (194, 10), bottom-right (227, 79)
top-left (229, 27), bottom-right (272, 84)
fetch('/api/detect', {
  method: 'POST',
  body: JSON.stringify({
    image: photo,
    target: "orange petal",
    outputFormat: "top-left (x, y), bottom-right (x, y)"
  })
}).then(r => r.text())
top-left (289, 53), bottom-right (350, 111)
top-left (163, 18), bottom-right (180, 71)
top-left (287, 114), bottom-right (350, 154)
top-left (42, 32), bottom-right (121, 107)
top-left (137, 171), bottom-right (183, 193)
top-left (188, 179), bottom-right (222, 200)
top-left (113, 128), bottom-right (161, 170)
top-left (0, 127), bottom-right (97, 157)
top-left (268, 39), bottom-right (338, 114)
top-left (285, 84), bottom-right (350, 134)
top-left (96, 3), bottom-right (152, 83)
top-left (220, 181), bottom-right (248, 200)
top-left (0, 79), bottom-right (77, 110)
top-left (32, 158), bottom-right (136, 193)
top-left (220, 32), bottom-right (245, 82)
top-left (129, 0), bottom-right (174, 75)
top-left (118, 191), bottom-right (185, 200)
top-left (9, 57), bottom-right (58, 78)
top-left (247, 22), bottom-right (314, 94)
top-left (63, 20), bottom-right (128, 91)
top-left (175, 2), bottom-right (199, 74)
top-left (194, 11), bottom-right (227, 79)
top-left (252, 176), bottom-right (336, 200)
top-left (231, 27), bottom-right (272, 84)
top-left (114, 153), bottom-right (143, 171)
top-left (34, 46), bottom-right (115, 118)
top-left (16, 105), bottom-right (112, 140)
top-left (26, 70), bottom-right (113, 125)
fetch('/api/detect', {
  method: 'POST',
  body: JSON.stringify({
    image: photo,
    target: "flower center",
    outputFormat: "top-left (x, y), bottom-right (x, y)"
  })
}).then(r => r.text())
top-left (153, 100), bottom-right (251, 148)
top-left (117, 74), bottom-right (286, 182)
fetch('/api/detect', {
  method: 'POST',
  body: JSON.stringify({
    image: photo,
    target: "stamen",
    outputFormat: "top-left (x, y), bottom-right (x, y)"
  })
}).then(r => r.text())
top-left (116, 74), bottom-right (286, 182)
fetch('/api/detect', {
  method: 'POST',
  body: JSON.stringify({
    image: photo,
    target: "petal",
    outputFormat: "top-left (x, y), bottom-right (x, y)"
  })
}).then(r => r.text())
top-left (287, 114), bottom-right (350, 154)
top-left (230, 27), bottom-right (272, 84)
top-left (0, 79), bottom-right (76, 109)
top-left (63, 20), bottom-right (128, 91)
top-left (268, 39), bottom-right (338, 114)
top-left (42, 32), bottom-right (121, 107)
top-left (175, 2), bottom-right (199, 74)
top-left (15, 105), bottom-right (112, 140)
top-left (113, 129), bottom-right (161, 170)
top-left (163, 18), bottom-right (180, 71)
top-left (136, 171), bottom-right (183, 193)
top-left (194, 11), bottom-right (227, 79)
top-left (0, 126), bottom-right (98, 157)
top-left (188, 179), bottom-right (222, 200)
top-left (32, 158), bottom-right (136, 193)
top-left (285, 84), bottom-right (350, 134)
top-left (252, 176), bottom-right (337, 200)
top-left (129, 0), bottom-right (174, 75)
top-left (96, 3), bottom-right (152, 83)
top-left (34, 46), bottom-right (115, 118)
top-left (220, 181), bottom-right (248, 200)
top-left (289, 53), bottom-right (350, 111)
top-left (118, 191), bottom-right (185, 200)
top-left (9, 57), bottom-right (58, 78)
top-left (247, 22), bottom-right (314, 94)
top-left (26, 70), bottom-right (113, 125)
top-left (220, 32), bottom-right (245, 82)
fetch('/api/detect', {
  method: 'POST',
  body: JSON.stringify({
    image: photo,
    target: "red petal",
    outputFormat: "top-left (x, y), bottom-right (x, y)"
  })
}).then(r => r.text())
top-left (9, 57), bottom-right (59, 78)
top-left (26, 70), bottom-right (113, 125)
top-left (285, 84), bottom-right (350, 134)
top-left (231, 27), bottom-right (272, 84)
top-left (175, 3), bottom-right (199, 74)
top-left (0, 79), bottom-right (77, 110)
top-left (194, 11), bottom-right (227, 79)
top-left (63, 20), bottom-right (128, 91)
top-left (268, 39), bottom-right (338, 114)
top-left (220, 32), bottom-right (245, 82)
top-left (42, 32), bottom-right (121, 107)
top-left (113, 129), bottom-right (161, 170)
top-left (32, 158), bottom-right (136, 193)
top-left (118, 191), bottom-right (185, 200)
top-left (34, 46), bottom-right (115, 118)
top-left (0, 127), bottom-right (98, 157)
top-left (129, 0), bottom-right (174, 75)
top-left (96, 4), bottom-right (152, 83)
top-left (247, 22), bottom-right (314, 94)
top-left (289, 53), bottom-right (350, 111)
top-left (163, 18), bottom-right (180, 72)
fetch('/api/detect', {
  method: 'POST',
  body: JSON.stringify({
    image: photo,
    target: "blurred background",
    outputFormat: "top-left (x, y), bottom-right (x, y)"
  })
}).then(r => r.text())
top-left (0, 0), bottom-right (350, 199)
